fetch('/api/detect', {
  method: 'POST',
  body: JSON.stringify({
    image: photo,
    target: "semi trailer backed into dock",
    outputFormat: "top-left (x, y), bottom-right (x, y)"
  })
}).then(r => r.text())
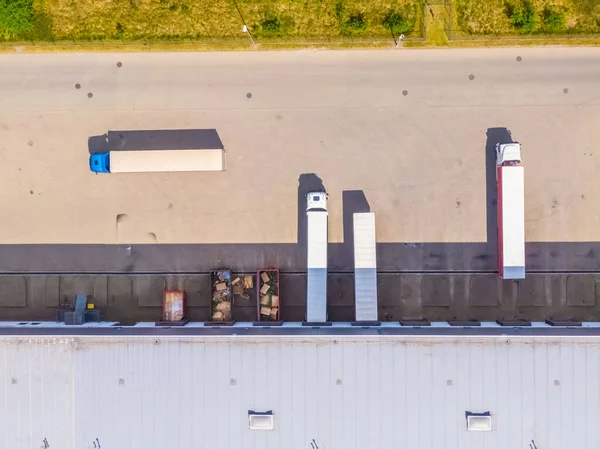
top-left (496, 142), bottom-right (525, 279)
top-left (306, 191), bottom-right (328, 323)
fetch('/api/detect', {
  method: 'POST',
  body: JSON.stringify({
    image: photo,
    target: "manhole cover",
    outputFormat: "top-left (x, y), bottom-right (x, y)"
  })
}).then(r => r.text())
top-left (469, 74), bottom-right (475, 80)
top-left (87, 92), bottom-right (93, 98)
top-left (402, 90), bottom-right (408, 96)
top-left (246, 92), bottom-right (252, 99)
top-left (516, 56), bottom-right (522, 62)
top-left (75, 83), bottom-right (81, 89)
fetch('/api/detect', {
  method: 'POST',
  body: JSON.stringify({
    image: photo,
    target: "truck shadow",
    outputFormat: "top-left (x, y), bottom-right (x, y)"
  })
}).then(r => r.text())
top-left (329, 190), bottom-right (370, 271)
top-left (88, 129), bottom-right (224, 154)
top-left (485, 127), bottom-right (513, 253)
top-left (297, 174), bottom-right (326, 259)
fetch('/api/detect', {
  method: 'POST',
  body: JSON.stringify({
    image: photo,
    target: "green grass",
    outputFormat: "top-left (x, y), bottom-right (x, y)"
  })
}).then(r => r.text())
top-left (1, 0), bottom-right (598, 46)
top-left (505, 0), bottom-right (537, 33)
top-left (0, 0), bottom-right (35, 40)
top-left (455, 0), bottom-right (600, 35)
top-left (1, 0), bottom-right (421, 42)
top-left (426, 5), bottom-right (449, 45)
top-left (238, 0), bottom-right (421, 40)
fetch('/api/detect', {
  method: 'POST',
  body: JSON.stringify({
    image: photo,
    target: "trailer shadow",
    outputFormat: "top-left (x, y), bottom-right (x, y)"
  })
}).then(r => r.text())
top-left (485, 127), bottom-right (513, 253)
top-left (297, 173), bottom-right (326, 261)
top-left (88, 129), bottom-right (224, 154)
top-left (328, 190), bottom-right (370, 271)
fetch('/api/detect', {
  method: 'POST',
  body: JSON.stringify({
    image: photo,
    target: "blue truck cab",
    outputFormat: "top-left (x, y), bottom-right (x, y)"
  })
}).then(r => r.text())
top-left (89, 152), bottom-right (110, 173)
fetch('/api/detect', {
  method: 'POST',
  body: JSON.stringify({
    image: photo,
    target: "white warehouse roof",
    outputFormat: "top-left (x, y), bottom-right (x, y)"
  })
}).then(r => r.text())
top-left (0, 335), bottom-right (598, 449)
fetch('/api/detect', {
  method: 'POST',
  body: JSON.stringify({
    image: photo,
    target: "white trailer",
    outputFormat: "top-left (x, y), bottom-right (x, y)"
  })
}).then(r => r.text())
top-left (306, 192), bottom-right (328, 322)
top-left (353, 213), bottom-right (378, 322)
top-left (89, 149), bottom-right (226, 174)
top-left (496, 143), bottom-right (525, 279)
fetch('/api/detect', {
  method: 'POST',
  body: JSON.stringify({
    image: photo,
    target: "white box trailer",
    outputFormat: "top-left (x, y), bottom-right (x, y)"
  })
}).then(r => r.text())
top-left (496, 143), bottom-right (525, 279)
top-left (89, 149), bottom-right (226, 174)
top-left (306, 192), bottom-right (328, 323)
top-left (353, 213), bottom-right (378, 322)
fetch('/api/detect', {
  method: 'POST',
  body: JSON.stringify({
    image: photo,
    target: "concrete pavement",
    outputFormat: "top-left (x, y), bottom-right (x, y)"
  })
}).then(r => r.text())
top-left (1, 48), bottom-right (600, 320)
top-left (1, 48), bottom-right (599, 247)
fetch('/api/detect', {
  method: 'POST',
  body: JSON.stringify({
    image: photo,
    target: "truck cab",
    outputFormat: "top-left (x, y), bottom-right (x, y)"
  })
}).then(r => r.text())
top-left (89, 153), bottom-right (110, 173)
top-left (495, 142), bottom-right (521, 166)
top-left (306, 191), bottom-right (328, 212)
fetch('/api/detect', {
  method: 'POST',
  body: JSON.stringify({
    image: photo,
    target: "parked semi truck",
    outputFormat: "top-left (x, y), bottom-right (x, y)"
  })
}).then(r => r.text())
top-left (306, 191), bottom-right (328, 322)
top-left (89, 149), bottom-right (226, 174)
top-left (496, 142), bottom-right (525, 279)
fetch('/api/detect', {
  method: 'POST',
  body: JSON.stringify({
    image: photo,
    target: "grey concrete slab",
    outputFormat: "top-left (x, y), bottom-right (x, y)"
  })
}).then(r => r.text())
top-left (499, 279), bottom-right (518, 313)
top-left (185, 275), bottom-right (210, 307)
top-left (327, 274), bottom-right (355, 308)
top-left (44, 276), bottom-right (60, 307)
top-left (280, 305), bottom-right (305, 322)
top-left (518, 275), bottom-right (550, 307)
top-left (469, 275), bottom-right (499, 307)
top-left (379, 306), bottom-right (405, 321)
top-left (134, 276), bottom-right (166, 307)
top-left (422, 275), bottom-right (451, 308)
top-left (567, 274), bottom-right (596, 307)
top-left (377, 275), bottom-right (405, 307)
top-left (0, 276), bottom-right (27, 307)
top-left (328, 306), bottom-right (354, 322)
top-left (378, 275), bottom-right (424, 319)
top-left (280, 274), bottom-right (306, 307)
top-left (131, 276), bottom-right (167, 308)
top-left (26, 277), bottom-right (48, 310)
top-left (549, 275), bottom-right (567, 316)
top-left (452, 276), bottom-right (470, 317)
top-left (107, 276), bottom-right (132, 304)
top-left (186, 307), bottom-right (210, 322)
top-left (93, 276), bottom-right (108, 307)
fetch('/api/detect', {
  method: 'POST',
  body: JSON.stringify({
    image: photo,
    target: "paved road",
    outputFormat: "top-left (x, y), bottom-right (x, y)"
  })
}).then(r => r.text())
top-left (0, 48), bottom-right (599, 272)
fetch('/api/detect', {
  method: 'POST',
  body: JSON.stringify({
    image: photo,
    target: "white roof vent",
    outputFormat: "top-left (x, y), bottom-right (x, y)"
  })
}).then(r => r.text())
top-left (466, 411), bottom-right (492, 431)
top-left (248, 410), bottom-right (274, 430)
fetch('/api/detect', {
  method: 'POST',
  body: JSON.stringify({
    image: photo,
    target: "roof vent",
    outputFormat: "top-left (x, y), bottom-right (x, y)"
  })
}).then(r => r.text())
top-left (466, 411), bottom-right (492, 431)
top-left (248, 410), bottom-right (274, 430)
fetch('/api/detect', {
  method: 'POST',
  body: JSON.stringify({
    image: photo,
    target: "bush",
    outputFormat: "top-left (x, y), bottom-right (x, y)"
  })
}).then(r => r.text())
top-left (335, 1), bottom-right (369, 36)
top-left (114, 22), bottom-right (125, 39)
top-left (254, 13), bottom-right (294, 38)
top-left (541, 6), bottom-right (566, 32)
top-left (346, 12), bottom-right (368, 32)
top-left (382, 9), bottom-right (413, 35)
top-left (0, 0), bottom-right (35, 40)
top-left (335, 0), bottom-right (347, 22)
top-left (505, 0), bottom-right (537, 33)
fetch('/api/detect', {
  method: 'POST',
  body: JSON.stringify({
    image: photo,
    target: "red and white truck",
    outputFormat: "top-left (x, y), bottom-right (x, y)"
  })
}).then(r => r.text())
top-left (496, 142), bottom-right (525, 279)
